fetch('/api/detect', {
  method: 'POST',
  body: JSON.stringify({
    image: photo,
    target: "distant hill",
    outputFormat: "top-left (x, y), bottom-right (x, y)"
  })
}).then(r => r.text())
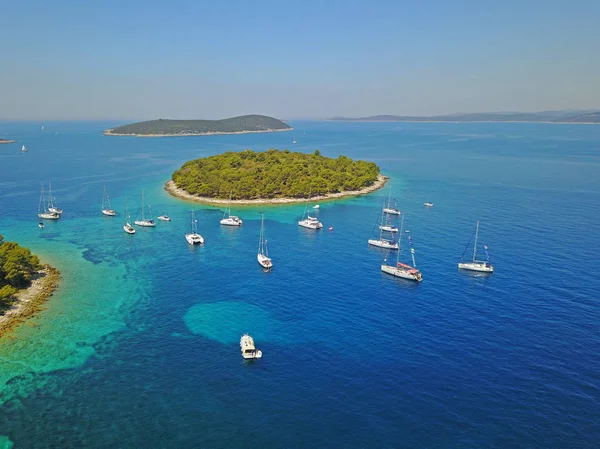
top-left (105, 115), bottom-right (292, 137)
top-left (330, 110), bottom-right (600, 124)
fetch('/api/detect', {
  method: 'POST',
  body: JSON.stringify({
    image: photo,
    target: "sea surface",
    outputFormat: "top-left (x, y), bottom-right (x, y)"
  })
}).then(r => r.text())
top-left (0, 120), bottom-right (598, 448)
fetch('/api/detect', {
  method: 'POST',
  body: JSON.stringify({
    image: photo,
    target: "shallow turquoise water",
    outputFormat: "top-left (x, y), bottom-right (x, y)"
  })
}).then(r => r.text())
top-left (0, 120), bottom-right (599, 447)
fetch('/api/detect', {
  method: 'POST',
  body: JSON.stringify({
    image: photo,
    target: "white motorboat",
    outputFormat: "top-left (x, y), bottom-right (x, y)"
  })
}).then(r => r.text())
top-left (220, 191), bottom-right (242, 226)
top-left (47, 182), bottom-right (63, 215)
top-left (157, 215), bottom-right (171, 221)
top-left (185, 209), bottom-right (204, 245)
top-left (38, 185), bottom-right (60, 220)
top-left (458, 221), bottom-right (493, 273)
top-left (298, 190), bottom-right (323, 230)
top-left (424, 202), bottom-right (434, 207)
top-left (123, 200), bottom-right (135, 234)
top-left (257, 213), bottom-right (272, 270)
top-left (101, 186), bottom-right (116, 216)
top-left (134, 191), bottom-right (156, 227)
top-left (381, 215), bottom-right (422, 282)
top-left (240, 334), bottom-right (262, 359)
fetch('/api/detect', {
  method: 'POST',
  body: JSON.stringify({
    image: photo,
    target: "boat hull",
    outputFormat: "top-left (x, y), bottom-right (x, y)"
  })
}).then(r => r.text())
top-left (49, 207), bottom-right (62, 215)
top-left (102, 209), bottom-right (116, 216)
top-left (383, 208), bottom-right (400, 215)
top-left (458, 262), bottom-right (493, 273)
top-left (123, 225), bottom-right (135, 234)
top-left (368, 239), bottom-right (398, 250)
top-left (134, 220), bottom-right (155, 227)
top-left (185, 233), bottom-right (204, 245)
top-left (381, 264), bottom-right (422, 282)
top-left (257, 254), bottom-right (273, 269)
top-left (157, 216), bottom-right (171, 221)
top-left (298, 219), bottom-right (323, 229)
top-left (220, 218), bottom-right (242, 226)
top-left (379, 225), bottom-right (398, 233)
top-left (38, 213), bottom-right (60, 220)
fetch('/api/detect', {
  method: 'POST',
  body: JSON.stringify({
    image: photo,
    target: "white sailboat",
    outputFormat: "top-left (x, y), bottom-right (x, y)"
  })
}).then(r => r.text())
top-left (220, 191), bottom-right (243, 226)
top-left (293, 136), bottom-right (297, 144)
top-left (101, 186), bottom-right (116, 216)
top-left (21, 145), bottom-right (28, 153)
top-left (38, 185), bottom-right (60, 220)
top-left (458, 221), bottom-right (493, 273)
top-left (185, 209), bottom-right (204, 245)
top-left (47, 182), bottom-right (62, 215)
top-left (134, 191), bottom-right (155, 227)
top-left (257, 213), bottom-right (272, 270)
top-left (383, 186), bottom-right (400, 215)
top-left (240, 334), bottom-right (262, 359)
top-left (368, 201), bottom-right (398, 249)
top-left (381, 215), bottom-right (422, 282)
top-left (298, 188), bottom-right (323, 230)
top-left (123, 200), bottom-right (135, 234)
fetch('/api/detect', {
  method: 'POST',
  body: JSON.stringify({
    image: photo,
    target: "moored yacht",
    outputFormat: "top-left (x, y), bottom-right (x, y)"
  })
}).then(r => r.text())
top-left (47, 182), bottom-right (63, 215)
top-left (38, 185), bottom-right (60, 220)
top-left (240, 334), bottom-right (262, 359)
top-left (298, 189), bottom-right (323, 229)
top-left (157, 215), bottom-right (171, 221)
top-left (383, 185), bottom-right (400, 215)
top-left (101, 186), bottom-right (116, 216)
top-left (369, 201), bottom-right (398, 249)
top-left (257, 213), bottom-right (272, 270)
top-left (220, 191), bottom-right (243, 226)
top-left (134, 191), bottom-right (155, 227)
top-left (123, 200), bottom-right (135, 234)
top-left (185, 209), bottom-right (204, 245)
top-left (458, 221), bottom-right (493, 273)
top-left (381, 215), bottom-right (422, 282)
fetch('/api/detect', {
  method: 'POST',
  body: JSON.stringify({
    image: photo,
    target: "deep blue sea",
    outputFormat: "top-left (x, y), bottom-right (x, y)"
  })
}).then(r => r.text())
top-left (0, 120), bottom-right (599, 448)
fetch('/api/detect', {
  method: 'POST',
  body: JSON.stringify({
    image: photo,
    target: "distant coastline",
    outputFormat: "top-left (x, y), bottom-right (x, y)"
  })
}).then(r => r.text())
top-left (0, 139), bottom-right (15, 144)
top-left (165, 174), bottom-right (388, 206)
top-left (0, 265), bottom-right (60, 338)
top-left (104, 128), bottom-right (293, 137)
top-left (330, 110), bottom-right (600, 124)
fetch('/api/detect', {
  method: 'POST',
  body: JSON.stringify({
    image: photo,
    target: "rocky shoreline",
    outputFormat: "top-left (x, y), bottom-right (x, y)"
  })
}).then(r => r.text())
top-left (104, 128), bottom-right (293, 137)
top-left (0, 265), bottom-right (60, 338)
top-left (165, 174), bottom-right (388, 205)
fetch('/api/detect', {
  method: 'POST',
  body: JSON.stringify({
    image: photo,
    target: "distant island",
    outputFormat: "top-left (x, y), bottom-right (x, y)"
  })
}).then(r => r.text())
top-left (0, 139), bottom-right (15, 144)
top-left (105, 115), bottom-right (293, 137)
top-left (166, 149), bottom-right (384, 205)
top-left (0, 235), bottom-right (60, 337)
top-left (331, 110), bottom-right (600, 124)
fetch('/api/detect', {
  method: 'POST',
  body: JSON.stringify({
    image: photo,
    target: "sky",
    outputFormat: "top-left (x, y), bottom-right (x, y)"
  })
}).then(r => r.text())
top-left (1, 0), bottom-right (599, 120)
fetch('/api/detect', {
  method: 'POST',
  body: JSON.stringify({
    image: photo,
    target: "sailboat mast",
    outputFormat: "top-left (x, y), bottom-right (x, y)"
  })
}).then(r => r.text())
top-left (473, 221), bottom-right (479, 262)
top-left (141, 191), bottom-right (145, 220)
top-left (397, 214), bottom-right (405, 264)
top-left (39, 185), bottom-right (44, 214)
top-left (258, 214), bottom-right (264, 254)
top-left (379, 201), bottom-right (385, 239)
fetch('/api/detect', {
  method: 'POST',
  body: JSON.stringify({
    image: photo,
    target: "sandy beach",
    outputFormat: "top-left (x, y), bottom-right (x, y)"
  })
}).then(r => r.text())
top-left (0, 265), bottom-right (60, 338)
top-left (165, 174), bottom-right (388, 206)
top-left (104, 128), bottom-right (293, 137)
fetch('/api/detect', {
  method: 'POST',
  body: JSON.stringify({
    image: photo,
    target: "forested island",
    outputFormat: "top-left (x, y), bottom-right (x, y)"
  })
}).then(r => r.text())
top-left (105, 115), bottom-right (292, 137)
top-left (0, 139), bottom-right (15, 144)
top-left (0, 235), bottom-right (60, 336)
top-left (166, 149), bottom-right (384, 204)
top-left (331, 110), bottom-right (600, 124)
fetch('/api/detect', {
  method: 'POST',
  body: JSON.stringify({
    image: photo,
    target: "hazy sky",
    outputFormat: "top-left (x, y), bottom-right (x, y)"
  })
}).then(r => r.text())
top-left (1, 0), bottom-right (599, 120)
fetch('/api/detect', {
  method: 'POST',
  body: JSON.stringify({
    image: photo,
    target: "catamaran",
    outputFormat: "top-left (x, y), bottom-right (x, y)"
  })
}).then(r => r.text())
top-left (47, 182), bottom-right (63, 215)
top-left (38, 185), bottom-right (60, 220)
top-left (383, 186), bottom-right (400, 215)
top-left (123, 200), bottom-right (135, 234)
top-left (458, 221), bottom-right (493, 273)
top-left (134, 191), bottom-right (155, 227)
top-left (368, 201), bottom-right (398, 249)
top-left (101, 186), bottom-right (116, 216)
top-left (21, 145), bottom-right (28, 153)
top-left (257, 213), bottom-right (272, 270)
top-left (381, 215), bottom-right (422, 282)
top-left (185, 209), bottom-right (204, 245)
top-left (298, 189), bottom-right (323, 230)
top-left (220, 192), bottom-right (243, 226)
top-left (240, 334), bottom-right (262, 359)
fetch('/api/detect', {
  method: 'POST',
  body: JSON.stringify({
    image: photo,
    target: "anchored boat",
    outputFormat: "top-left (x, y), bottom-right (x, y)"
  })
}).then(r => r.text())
top-left (458, 221), bottom-right (493, 273)
top-left (381, 215), bottom-right (422, 282)
top-left (240, 334), bottom-right (262, 359)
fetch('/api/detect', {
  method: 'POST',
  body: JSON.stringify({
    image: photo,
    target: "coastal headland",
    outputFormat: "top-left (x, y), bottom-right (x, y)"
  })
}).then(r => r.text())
top-left (104, 114), bottom-right (292, 137)
top-left (166, 149), bottom-right (385, 205)
top-left (0, 265), bottom-right (60, 338)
